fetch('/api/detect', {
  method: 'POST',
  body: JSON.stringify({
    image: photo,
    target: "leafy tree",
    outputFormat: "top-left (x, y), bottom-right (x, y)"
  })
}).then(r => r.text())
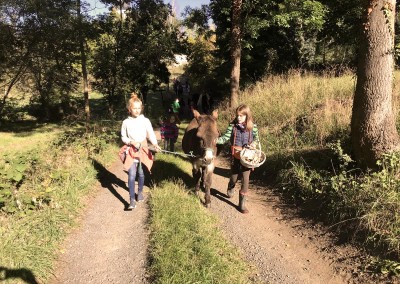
top-left (209, 0), bottom-right (327, 96)
top-left (0, 0), bottom-right (33, 118)
top-left (0, 0), bottom-right (84, 121)
top-left (92, 0), bottom-right (177, 115)
top-left (351, 0), bottom-right (400, 168)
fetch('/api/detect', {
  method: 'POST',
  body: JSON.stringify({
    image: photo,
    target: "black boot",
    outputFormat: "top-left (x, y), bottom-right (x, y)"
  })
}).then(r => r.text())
top-left (239, 193), bottom-right (249, 214)
top-left (227, 182), bottom-right (235, 198)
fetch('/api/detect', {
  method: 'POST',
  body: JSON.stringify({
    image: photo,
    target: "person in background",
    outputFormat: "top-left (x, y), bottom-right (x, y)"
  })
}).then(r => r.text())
top-left (216, 104), bottom-right (259, 214)
top-left (170, 97), bottom-right (181, 124)
top-left (160, 115), bottom-right (179, 152)
top-left (120, 92), bottom-right (161, 210)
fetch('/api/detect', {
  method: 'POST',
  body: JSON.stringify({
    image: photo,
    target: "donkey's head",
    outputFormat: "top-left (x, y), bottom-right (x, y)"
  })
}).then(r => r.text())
top-left (193, 109), bottom-right (219, 165)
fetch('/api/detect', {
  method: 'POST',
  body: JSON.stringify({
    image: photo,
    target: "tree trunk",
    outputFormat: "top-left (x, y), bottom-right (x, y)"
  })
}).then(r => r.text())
top-left (0, 64), bottom-right (26, 118)
top-left (77, 0), bottom-right (90, 124)
top-left (351, 0), bottom-right (399, 168)
top-left (230, 0), bottom-right (242, 109)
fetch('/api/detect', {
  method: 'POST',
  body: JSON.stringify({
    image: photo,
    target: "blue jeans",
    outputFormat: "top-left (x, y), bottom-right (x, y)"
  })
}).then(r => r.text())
top-left (128, 162), bottom-right (144, 202)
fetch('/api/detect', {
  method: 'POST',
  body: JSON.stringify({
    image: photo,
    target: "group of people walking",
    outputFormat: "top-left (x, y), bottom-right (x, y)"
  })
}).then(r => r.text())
top-left (120, 91), bottom-right (260, 214)
top-left (170, 78), bottom-right (214, 121)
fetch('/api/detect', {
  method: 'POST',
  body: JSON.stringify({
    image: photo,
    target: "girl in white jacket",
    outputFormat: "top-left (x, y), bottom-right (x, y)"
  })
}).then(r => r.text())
top-left (121, 93), bottom-right (161, 210)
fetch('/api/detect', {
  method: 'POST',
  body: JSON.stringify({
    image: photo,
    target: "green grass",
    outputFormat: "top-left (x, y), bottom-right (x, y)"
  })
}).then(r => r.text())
top-left (0, 122), bottom-right (63, 155)
top-left (149, 180), bottom-right (251, 284)
top-left (0, 122), bottom-right (119, 283)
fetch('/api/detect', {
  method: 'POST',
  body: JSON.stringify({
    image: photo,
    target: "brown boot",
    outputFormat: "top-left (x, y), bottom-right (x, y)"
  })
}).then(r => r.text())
top-left (239, 193), bottom-right (249, 214)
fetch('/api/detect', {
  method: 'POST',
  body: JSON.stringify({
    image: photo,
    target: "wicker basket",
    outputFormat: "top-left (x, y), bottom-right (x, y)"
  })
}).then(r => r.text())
top-left (240, 142), bottom-right (266, 168)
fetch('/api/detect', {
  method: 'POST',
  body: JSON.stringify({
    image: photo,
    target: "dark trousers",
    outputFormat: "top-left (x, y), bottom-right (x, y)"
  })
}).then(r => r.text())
top-left (163, 138), bottom-right (175, 152)
top-left (229, 158), bottom-right (251, 194)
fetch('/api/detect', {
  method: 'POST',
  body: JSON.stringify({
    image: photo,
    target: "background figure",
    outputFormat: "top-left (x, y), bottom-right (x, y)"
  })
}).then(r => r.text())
top-left (201, 93), bottom-right (211, 114)
top-left (172, 78), bottom-right (179, 97)
top-left (182, 81), bottom-right (191, 118)
top-left (191, 93), bottom-right (200, 111)
top-left (170, 97), bottom-right (181, 124)
top-left (160, 115), bottom-right (179, 152)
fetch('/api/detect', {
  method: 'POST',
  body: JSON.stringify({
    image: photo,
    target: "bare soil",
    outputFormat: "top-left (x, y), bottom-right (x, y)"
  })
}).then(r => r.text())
top-left (51, 151), bottom-right (399, 284)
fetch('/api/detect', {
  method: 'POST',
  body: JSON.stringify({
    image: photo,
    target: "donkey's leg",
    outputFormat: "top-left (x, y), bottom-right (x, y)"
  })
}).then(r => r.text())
top-left (203, 173), bottom-right (212, 208)
top-left (203, 163), bottom-right (215, 208)
top-left (192, 167), bottom-right (202, 196)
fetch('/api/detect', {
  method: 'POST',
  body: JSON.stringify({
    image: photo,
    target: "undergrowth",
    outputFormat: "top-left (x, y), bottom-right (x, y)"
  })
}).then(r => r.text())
top-left (277, 141), bottom-right (400, 277)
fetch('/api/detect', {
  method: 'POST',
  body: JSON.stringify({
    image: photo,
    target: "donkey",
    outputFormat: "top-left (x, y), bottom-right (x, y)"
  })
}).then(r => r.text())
top-left (182, 109), bottom-right (219, 208)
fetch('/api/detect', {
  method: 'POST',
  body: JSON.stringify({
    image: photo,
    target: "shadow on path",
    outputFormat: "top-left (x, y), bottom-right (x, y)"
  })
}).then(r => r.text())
top-left (210, 187), bottom-right (238, 211)
top-left (0, 266), bottom-right (38, 284)
top-left (213, 166), bottom-right (231, 179)
top-left (92, 159), bottom-right (129, 208)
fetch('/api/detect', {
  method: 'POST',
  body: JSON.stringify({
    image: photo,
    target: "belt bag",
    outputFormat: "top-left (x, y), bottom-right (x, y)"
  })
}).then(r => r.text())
top-left (231, 146), bottom-right (243, 159)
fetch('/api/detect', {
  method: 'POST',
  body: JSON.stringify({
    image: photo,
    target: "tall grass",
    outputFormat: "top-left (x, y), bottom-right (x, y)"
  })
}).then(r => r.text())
top-left (217, 71), bottom-right (355, 155)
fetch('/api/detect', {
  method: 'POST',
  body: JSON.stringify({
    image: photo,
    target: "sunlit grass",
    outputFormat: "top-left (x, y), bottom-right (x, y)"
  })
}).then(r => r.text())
top-left (0, 122), bottom-right (118, 283)
top-left (149, 180), bottom-right (251, 284)
top-left (0, 123), bottom-right (64, 155)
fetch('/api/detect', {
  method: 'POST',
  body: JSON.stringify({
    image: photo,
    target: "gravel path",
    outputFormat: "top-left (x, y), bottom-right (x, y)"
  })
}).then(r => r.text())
top-left (50, 162), bottom-right (150, 284)
top-left (50, 153), bottom-right (393, 284)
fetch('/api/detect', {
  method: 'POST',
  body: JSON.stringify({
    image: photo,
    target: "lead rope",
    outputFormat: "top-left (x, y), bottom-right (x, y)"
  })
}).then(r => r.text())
top-left (159, 149), bottom-right (196, 158)
top-left (144, 145), bottom-right (196, 158)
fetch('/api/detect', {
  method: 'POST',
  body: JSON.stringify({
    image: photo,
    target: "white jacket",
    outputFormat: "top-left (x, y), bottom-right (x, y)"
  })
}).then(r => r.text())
top-left (121, 115), bottom-right (158, 146)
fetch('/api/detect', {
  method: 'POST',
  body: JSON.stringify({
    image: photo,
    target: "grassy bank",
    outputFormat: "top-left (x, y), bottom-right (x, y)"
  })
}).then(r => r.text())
top-left (0, 121), bottom-right (119, 283)
top-left (216, 70), bottom-right (400, 277)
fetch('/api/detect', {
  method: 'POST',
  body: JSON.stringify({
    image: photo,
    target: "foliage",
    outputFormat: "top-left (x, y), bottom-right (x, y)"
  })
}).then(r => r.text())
top-left (201, 0), bottom-right (362, 96)
top-left (182, 4), bottom-right (213, 38)
top-left (91, 0), bottom-right (178, 114)
top-left (278, 140), bottom-right (400, 261)
top-left (0, 121), bottom-right (118, 215)
top-left (0, 0), bottom-right (89, 121)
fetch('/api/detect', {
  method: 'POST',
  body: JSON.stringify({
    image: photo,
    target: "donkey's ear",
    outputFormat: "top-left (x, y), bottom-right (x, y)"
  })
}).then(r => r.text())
top-left (211, 109), bottom-right (218, 119)
top-left (193, 109), bottom-right (201, 119)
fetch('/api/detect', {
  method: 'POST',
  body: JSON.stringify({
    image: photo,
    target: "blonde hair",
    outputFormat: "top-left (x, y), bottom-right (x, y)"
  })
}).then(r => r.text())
top-left (236, 104), bottom-right (254, 131)
top-left (127, 92), bottom-right (143, 113)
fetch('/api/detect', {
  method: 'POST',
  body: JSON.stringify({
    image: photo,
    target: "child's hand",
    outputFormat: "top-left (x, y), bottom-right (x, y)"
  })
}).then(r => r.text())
top-left (154, 145), bottom-right (162, 152)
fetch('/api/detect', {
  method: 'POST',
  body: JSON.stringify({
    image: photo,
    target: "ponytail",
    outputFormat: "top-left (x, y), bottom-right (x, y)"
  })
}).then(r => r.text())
top-left (127, 92), bottom-right (143, 112)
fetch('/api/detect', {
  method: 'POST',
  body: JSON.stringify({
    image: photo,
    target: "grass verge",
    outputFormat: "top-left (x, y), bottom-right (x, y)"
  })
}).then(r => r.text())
top-left (0, 121), bottom-right (119, 283)
top-left (148, 180), bottom-right (251, 284)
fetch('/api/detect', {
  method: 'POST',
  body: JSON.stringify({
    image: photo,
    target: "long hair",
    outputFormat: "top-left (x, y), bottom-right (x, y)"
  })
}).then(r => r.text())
top-left (127, 92), bottom-right (143, 114)
top-left (235, 104), bottom-right (253, 131)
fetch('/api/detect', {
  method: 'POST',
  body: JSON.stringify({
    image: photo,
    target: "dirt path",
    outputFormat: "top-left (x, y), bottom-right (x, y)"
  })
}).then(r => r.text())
top-left (51, 154), bottom-right (390, 284)
top-left (50, 162), bottom-right (150, 284)
top-left (210, 158), bottom-right (353, 284)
